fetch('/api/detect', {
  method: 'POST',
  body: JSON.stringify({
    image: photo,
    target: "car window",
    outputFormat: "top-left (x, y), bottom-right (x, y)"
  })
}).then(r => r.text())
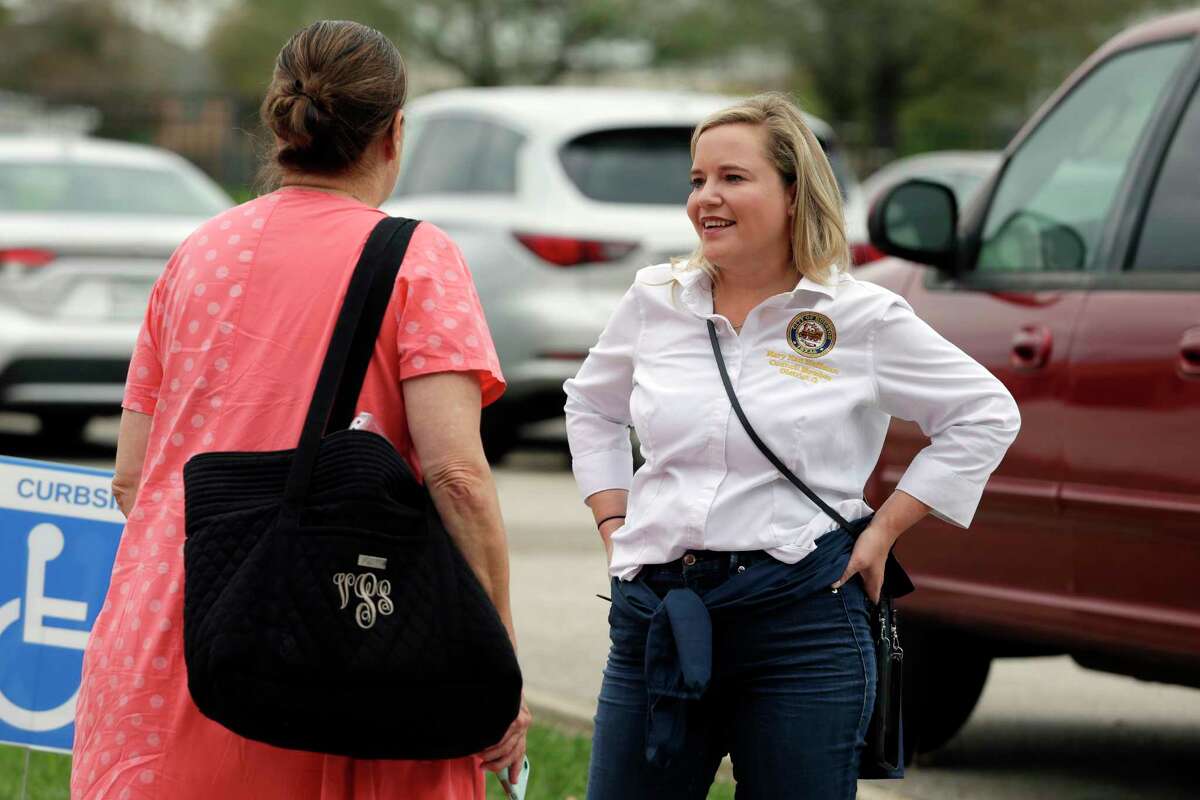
top-left (0, 162), bottom-right (229, 215)
top-left (560, 126), bottom-right (855, 206)
top-left (1131, 80), bottom-right (1200, 272)
top-left (977, 41), bottom-right (1191, 273)
top-left (395, 116), bottom-right (523, 196)
top-left (560, 127), bottom-right (694, 205)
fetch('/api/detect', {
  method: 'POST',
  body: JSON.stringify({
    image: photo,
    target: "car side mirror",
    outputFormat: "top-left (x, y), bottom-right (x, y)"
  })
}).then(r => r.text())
top-left (867, 179), bottom-right (958, 272)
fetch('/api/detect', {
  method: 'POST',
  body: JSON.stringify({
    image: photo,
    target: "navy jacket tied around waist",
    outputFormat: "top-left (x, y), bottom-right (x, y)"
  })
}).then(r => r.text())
top-left (612, 528), bottom-right (863, 770)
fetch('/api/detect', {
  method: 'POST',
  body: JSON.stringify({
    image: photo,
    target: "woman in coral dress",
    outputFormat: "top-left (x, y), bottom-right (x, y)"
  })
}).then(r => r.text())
top-left (71, 20), bottom-right (529, 799)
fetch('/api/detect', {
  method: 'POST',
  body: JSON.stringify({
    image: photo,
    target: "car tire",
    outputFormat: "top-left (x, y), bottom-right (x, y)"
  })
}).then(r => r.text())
top-left (36, 412), bottom-right (92, 443)
top-left (480, 410), bottom-right (519, 465)
top-left (902, 624), bottom-right (991, 762)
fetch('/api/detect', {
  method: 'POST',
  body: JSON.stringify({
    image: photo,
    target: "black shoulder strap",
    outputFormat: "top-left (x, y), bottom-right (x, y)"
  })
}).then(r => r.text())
top-left (283, 216), bottom-right (419, 514)
top-left (706, 318), bottom-right (855, 531)
top-left (326, 218), bottom-right (420, 432)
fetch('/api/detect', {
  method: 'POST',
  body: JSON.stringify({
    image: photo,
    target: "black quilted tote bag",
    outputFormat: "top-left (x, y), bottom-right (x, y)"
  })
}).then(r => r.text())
top-left (181, 217), bottom-right (522, 759)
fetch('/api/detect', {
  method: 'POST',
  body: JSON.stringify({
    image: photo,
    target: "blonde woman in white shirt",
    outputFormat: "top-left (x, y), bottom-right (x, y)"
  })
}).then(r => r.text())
top-left (564, 92), bottom-right (1020, 799)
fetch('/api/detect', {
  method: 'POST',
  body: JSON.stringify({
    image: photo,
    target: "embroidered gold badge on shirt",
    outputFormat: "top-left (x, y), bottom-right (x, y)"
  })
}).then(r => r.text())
top-left (786, 312), bottom-right (837, 359)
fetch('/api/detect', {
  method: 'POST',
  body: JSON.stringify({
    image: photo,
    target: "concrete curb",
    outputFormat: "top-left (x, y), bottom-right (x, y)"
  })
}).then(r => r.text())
top-left (524, 689), bottom-right (595, 737)
top-left (526, 691), bottom-right (916, 799)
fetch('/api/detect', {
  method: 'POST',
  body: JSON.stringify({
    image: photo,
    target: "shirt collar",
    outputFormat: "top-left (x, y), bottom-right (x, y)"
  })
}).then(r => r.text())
top-left (676, 265), bottom-right (841, 316)
top-left (791, 272), bottom-right (841, 300)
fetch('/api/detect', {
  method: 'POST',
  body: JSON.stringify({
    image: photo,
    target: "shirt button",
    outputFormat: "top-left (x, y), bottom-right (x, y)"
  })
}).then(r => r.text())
top-left (683, 553), bottom-right (697, 566)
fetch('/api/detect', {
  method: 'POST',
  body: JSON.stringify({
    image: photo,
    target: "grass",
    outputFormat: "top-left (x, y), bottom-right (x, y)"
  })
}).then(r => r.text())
top-left (0, 725), bottom-right (733, 800)
top-left (0, 746), bottom-right (69, 800)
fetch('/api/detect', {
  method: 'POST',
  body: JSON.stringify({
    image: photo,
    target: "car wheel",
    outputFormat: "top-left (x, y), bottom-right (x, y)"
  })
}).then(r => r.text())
top-left (36, 412), bottom-right (92, 443)
top-left (902, 624), bottom-right (991, 762)
top-left (480, 410), bottom-right (519, 465)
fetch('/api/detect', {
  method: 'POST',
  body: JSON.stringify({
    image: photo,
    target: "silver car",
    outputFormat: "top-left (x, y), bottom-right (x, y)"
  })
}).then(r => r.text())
top-left (0, 136), bottom-right (232, 438)
top-left (382, 87), bottom-right (860, 460)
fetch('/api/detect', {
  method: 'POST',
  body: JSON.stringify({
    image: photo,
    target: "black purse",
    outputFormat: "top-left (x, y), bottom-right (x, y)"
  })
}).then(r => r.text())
top-left (706, 319), bottom-right (912, 778)
top-left (181, 216), bottom-right (522, 759)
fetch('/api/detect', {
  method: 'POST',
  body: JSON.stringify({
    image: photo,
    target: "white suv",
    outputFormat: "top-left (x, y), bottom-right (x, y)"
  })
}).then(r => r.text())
top-left (0, 136), bottom-right (231, 438)
top-left (383, 87), bottom-right (860, 460)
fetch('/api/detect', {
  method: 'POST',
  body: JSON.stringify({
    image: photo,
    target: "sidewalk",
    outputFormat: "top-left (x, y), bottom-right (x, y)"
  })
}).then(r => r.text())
top-left (494, 465), bottom-right (912, 799)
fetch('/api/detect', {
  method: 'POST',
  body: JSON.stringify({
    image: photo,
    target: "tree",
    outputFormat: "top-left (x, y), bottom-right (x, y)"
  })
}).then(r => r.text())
top-left (403, 0), bottom-right (642, 86)
top-left (206, 0), bottom-right (643, 93)
top-left (0, 0), bottom-right (215, 94)
top-left (644, 0), bottom-right (1192, 162)
top-left (206, 0), bottom-right (405, 96)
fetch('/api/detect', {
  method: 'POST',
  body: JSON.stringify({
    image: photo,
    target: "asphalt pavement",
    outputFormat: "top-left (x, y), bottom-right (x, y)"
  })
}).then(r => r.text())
top-left (8, 416), bottom-right (1200, 799)
top-left (494, 449), bottom-right (1200, 800)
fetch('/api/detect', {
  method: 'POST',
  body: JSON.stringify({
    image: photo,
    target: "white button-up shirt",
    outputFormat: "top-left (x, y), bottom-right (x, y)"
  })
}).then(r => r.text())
top-left (564, 263), bottom-right (1021, 581)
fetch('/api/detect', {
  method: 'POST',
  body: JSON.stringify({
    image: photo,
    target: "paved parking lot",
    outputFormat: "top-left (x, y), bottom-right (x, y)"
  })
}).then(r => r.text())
top-left (8, 414), bottom-right (1199, 799)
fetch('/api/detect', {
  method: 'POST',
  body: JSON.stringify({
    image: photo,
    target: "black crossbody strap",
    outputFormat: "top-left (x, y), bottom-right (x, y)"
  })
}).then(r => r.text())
top-left (326, 218), bottom-right (420, 432)
top-left (706, 318), bottom-right (856, 532)
top-left (283, 216), bottom-right (419, 513)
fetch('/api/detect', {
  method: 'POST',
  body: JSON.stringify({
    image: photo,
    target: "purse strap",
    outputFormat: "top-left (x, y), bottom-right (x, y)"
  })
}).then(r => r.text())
top-left (706, 319), bottom-right (859, 533)
top-left (282, 216), bottom-right (420, 516)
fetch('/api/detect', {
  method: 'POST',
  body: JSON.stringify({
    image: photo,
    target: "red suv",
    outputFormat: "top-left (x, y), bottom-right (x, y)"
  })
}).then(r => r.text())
top-left (862, 9), bottom-right (1200, 758)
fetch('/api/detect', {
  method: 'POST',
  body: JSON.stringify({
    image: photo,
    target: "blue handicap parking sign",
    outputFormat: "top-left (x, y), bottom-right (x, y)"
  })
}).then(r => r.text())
top-left (0, 455), bottom-right (123, 753)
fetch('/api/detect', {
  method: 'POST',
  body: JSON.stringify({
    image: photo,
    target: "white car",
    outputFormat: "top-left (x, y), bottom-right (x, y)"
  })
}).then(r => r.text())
top-left (0, 136), bottom-right (232, 438)
top-left (382, 87), bottom-right (861, 460)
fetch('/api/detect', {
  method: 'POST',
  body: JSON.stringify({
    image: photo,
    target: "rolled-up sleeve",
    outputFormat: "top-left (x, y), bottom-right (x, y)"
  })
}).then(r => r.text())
top-left (870, 298), bottom-right (1021, 527)
top-left (563, 284), bottom-right (642, 500)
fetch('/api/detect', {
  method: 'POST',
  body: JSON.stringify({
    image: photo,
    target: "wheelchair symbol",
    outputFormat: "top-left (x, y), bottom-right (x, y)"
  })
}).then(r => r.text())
top-left (0, 522), bottom-right (90, 732)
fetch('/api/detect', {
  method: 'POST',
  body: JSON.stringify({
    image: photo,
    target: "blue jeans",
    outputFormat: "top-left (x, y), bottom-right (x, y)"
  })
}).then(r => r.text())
top-left (587, 549), bottom-right (877, 799)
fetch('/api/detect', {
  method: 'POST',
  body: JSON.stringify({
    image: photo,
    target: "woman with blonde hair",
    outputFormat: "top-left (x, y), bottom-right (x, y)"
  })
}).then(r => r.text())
top-left (565, 92), bottom-right (1019, 798)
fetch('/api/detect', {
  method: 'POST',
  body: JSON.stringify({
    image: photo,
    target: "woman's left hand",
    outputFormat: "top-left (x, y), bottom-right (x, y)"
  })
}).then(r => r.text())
top-left (479, 694), bottom-right (532, 785)
top-left (831, 524), bottom-right (894, 604)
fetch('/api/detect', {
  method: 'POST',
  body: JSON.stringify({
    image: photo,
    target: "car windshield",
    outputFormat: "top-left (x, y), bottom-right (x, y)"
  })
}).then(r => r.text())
top-left (0, 161), bottom-right (229, 216)
top-left (561, 126), bottom-right (856, 206)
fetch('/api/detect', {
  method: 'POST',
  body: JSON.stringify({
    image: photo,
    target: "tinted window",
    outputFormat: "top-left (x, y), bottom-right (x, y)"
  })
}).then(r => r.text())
top-left (561, 127), bottom-right (694, 205)
top-left (1131, 82), bottom-right (1200, 272)
top-left (561, 126), bottom-right (854, 206)
top-left (395, 117), bottom-right (523, 196)
top-left (0, 162), bottom-right (228, 215)
top-left (977, 41), bottom-right (1190, 273)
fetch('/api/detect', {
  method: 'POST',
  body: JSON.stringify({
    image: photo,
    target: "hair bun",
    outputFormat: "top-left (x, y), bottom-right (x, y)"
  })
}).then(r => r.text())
top-left (259, 20), bottom-right (407, 178)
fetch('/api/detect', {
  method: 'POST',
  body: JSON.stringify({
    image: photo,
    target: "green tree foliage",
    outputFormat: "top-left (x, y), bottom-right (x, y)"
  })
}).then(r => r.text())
top-left (0, 0), bottom-right (215, 94)
top-left (643, 0), bottom-right (1193, 161)
top-left (206, 0), bottom-right (641, 93)
top-left (403, 0), bottom-right (642, 85)
top-left (206, 0), bottom-right (407, 96)
top-left (0, 0), bottom-right (146, 93)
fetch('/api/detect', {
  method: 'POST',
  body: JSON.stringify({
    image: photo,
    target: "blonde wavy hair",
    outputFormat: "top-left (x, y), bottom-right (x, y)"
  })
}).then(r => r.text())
top-left (679, 92), bottom-right (849, 286)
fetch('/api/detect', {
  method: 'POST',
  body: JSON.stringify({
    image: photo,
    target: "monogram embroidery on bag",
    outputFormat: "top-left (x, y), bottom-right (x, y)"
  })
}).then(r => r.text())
top-left (333, 571), bottom-right (395, 630)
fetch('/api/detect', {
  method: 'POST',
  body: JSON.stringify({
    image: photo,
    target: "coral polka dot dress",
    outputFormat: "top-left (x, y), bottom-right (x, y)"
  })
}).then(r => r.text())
top-left (71, 187), bottom-right (505, 799)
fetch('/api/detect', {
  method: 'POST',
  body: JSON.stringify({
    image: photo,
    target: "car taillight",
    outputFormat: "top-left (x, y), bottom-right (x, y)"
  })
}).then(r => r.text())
top-left (850, 242), bottom-right (885, 266)
top-left (0, 248), bottom-right (56, 270)
top-left (514, 233), bottom-right (637, 267)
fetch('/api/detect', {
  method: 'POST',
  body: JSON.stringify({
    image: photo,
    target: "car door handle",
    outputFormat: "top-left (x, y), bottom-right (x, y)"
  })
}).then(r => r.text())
top-left (1179, 328), bottom-right (1200, 379)
top-left (1011, 325), bottom-right (1052, 370)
